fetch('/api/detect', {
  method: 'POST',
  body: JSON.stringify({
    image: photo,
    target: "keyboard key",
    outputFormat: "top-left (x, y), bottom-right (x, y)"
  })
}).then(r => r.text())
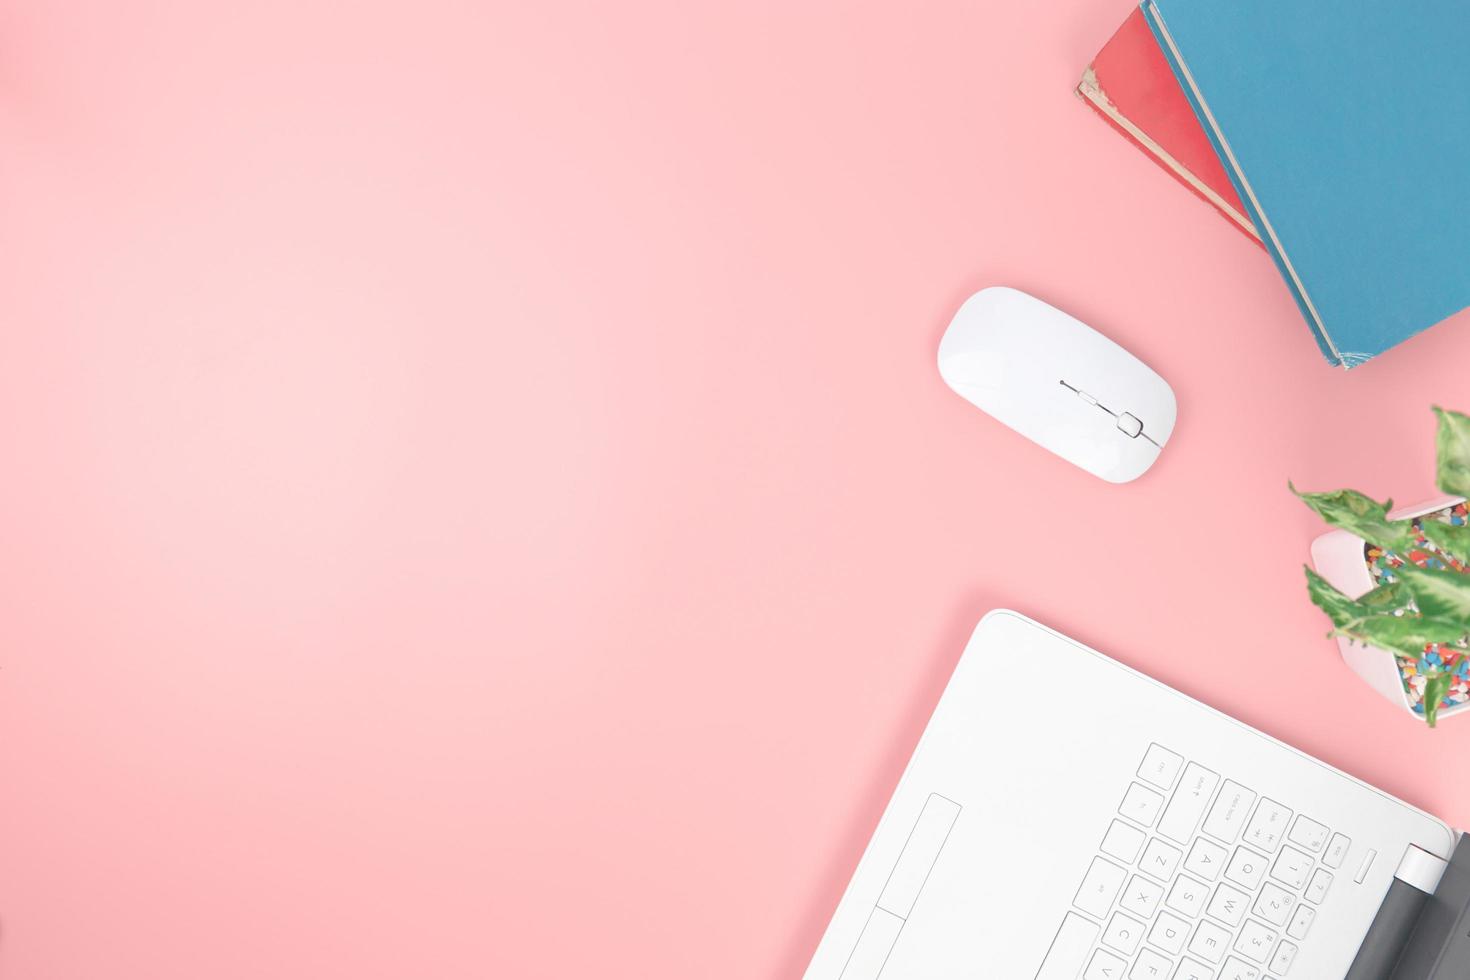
top-left (1138, 743), bottom-right (1185, 790)
top-left (1037, 912), bottom-right (1100, 980)
top-left (1288, 815), bottom-right (1328, 853)
top-left (1202, 780), bottom-right (1257, 844)
top-left (1243, 798), bottom-right (1292, 852)
top-left (1140, 838), bottom-right (1183, 881)
top-left (1218, 955), bottom-right (1263, 980)
top-left (1084, 948), bottom-right (1128, 980)
top-left (1173, 957), bottom-right (1212, 980)
top-left (1271, 939), bottom-right (1299, 975)
top-left (1287, 902), bottom-right (1315, 940)
top-left (1158, 764), bottom-right (1220, 843)
top-left (1120, 874), bottom-right (1165, 919)
top-left (1076, 857), bottom-right (1128, 917)
top-left (1255, 882), bottom-right (1294, 926)
top-left (1184, 838), bottom-right (1227, 881)
top-left (1165, 875), bottom-right (1209, 918)
top-left (1149, 910), bottom-right (1191, 954)
top-left (1235, 919), bottom-right (1279, 963)
top-left (1102, 911), bottom-right (1147, 956)
top-left (1074, 763), bottom-right (1339, 980)
top-left (1270, 846), bottom-right (1313, 889)
top-left (1207, 882), bottom-right (1250, 927)
top-left (1101, 820), bottom-right (1147, 864)
top-left (1131, 947), bottom-right (1173, 980)
top-left (1188, 920), bottom-right (1231, 963)
top-left (1121, 783), bottom-right (1166, 827)
top-left (1225, 846), bottom-right (1268, 890)
top-left (1305, 868), bottom-right (1332, 905)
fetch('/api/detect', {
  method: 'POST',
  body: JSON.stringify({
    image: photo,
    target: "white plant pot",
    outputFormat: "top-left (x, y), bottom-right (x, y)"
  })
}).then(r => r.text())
top-left (1309, 495), bottom-right (1470, 723)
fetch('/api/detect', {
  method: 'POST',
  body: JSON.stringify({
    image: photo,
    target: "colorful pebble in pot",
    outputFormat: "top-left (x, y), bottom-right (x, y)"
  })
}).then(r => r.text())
top-left (1367, 502), bottom-right (1470, 716)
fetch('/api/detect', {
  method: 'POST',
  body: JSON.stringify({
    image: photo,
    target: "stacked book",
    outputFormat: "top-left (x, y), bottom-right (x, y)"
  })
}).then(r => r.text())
top-left (1078, 1), bottom-right (1470, 368)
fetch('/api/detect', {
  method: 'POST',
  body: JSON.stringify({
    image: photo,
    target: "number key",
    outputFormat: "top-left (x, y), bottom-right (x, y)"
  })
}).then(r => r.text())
top-left (1271, 940), bottom-right (1299, 975)
top-left (1271, 845), bottom-right (1313, 889)
top-left (1288, 815), bottom-right (1328, 853)
top-left (1305, 868), bottom-right (1332, 905)
top-left (1255, 881), bottom-right (1294, 926)
top-left (1217, 956), bottom-right (1262, 980)
top-left (1287, 902), bottom-right (1315, 940)
top-left (1235, 919), bottom-right (1279, 964)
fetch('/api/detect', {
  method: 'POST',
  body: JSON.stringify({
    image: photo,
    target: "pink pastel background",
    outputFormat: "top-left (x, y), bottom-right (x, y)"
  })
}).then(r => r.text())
top-left (3, 1), bottom-right (1470, 977)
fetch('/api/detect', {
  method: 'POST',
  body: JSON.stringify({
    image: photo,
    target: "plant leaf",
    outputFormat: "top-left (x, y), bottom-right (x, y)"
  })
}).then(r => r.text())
top-left (1335, 613), bottom-right (1467, 660)
top-left (1304, 567), bottom-right (1370, 629)
top-left (1420, 518), bottom-right (1470, 563)
top-left (1290, 484), bottom-right (1412, 551)
top-left (1304, 568), bottom-right (1462, 652)
top-left (1423, 672), bottom-right (1454, 728)
top-left (1434, 406), bottom-right (1470, 498)
top-left (1357, 580), bottom-right (1408, 611)
top-left (1390, 563), bottom-right (1470, 621)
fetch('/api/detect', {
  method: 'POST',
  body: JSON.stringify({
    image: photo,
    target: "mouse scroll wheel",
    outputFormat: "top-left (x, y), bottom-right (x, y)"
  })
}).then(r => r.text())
top-left (1116, 412), bottom-right (1143, 438)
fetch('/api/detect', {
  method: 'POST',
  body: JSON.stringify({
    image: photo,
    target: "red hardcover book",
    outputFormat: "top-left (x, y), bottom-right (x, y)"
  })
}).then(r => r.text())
top-left (1076, 7), bottom-right (1260, 244)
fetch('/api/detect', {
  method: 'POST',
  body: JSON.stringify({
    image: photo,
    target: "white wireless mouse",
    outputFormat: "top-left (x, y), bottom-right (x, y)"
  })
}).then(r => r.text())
top-left (938, 286), bottom-right (1176, 483)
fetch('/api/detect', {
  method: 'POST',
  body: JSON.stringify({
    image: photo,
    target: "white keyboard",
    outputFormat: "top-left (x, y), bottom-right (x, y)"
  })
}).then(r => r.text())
top-left (1037, 744), bottom-right (1353, 980)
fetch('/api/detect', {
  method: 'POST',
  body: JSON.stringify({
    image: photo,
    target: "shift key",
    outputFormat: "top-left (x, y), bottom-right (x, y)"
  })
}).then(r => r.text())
top-left (1158, 763), bottom-right (1220, 844)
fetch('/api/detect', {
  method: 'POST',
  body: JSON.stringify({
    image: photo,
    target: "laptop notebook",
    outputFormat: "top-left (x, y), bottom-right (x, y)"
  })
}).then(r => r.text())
top-left (804, 611), bottom-right (1470, 980)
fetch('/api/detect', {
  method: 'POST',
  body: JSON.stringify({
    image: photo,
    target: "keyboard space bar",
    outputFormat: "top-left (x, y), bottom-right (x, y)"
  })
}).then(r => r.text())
top-left (1034, 913), bottom-right (1097, 980)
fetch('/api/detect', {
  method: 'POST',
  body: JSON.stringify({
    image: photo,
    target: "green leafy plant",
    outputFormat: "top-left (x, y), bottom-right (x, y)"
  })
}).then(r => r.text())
top-left (1295, 407), bottom-right (1470, 727)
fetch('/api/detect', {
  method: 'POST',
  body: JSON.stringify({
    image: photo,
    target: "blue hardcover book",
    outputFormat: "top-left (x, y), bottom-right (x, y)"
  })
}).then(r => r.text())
top-left (1140, 0), bottom-right (1470, 367)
